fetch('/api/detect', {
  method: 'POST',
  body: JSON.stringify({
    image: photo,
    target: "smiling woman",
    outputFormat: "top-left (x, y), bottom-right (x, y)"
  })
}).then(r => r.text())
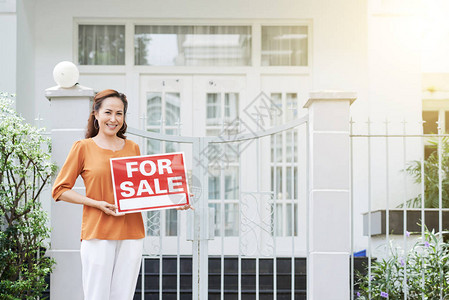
top-left (52, 89), bottom-right (144, 300)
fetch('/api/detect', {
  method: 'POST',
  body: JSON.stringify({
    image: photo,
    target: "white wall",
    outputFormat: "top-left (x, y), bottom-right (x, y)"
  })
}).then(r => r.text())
top-left (367, 0), bottom-right (422, 122)
top-left (422, 0), bottom-right (449, 73)
top-left (0, 0), bottom-right (16, 96)
top-left (349, 0), bottom-right (423, 254)
top-left (16, 0), bottom-right (35, 122)
top-left (23, 0), bottom-right (369, 128)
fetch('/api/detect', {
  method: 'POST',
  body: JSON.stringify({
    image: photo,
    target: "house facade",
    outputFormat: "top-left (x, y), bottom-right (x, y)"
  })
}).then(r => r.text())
top-left (0, 0), bottom-right (426, 298)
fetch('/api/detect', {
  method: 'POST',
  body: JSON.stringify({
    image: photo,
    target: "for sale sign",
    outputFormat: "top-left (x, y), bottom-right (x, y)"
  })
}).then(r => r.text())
top-left (110, 152), bottom-right (190, 213)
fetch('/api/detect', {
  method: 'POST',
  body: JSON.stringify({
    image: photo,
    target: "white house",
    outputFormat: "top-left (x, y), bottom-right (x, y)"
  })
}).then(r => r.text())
top-left (0, 0), bottom-right (435, 299)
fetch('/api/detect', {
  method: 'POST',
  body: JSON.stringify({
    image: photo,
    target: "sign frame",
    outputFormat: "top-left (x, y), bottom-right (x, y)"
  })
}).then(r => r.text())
top-left (110, 152), bottom-right (190, 214)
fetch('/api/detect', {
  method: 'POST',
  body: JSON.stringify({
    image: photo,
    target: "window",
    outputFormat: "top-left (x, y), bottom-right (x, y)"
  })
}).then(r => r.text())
top-left (135, 25), bottom-right (252, 66)
top-left (422, 99), bottom-right (449, 158)
top-left (422, 109), bottom-right (449, 135)
top-left (270, 93), bottom-right (299, 236)
top-left (78, 23), bottom-right (310, 67)
top-left (145, 91), bottom-right (181, 237)
top-left (422, 110), bottom-right (438, 134)
top-left (146, 92), bottom-right (181, 154)
top-left (209, 168), bottom-right (240, 236)
top-left (78, 25), bottom-right (125, 65)
top-left (262, 26), bottom-right (308, 66)
top-left (206, 92), bottom-right (240, 237)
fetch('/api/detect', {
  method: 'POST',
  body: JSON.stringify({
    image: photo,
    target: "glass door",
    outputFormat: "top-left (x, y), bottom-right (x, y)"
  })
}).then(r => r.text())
top-left (260, 75), bottom-right (310, 256)
top-left (192, 75), bottom-right (247, 255)
top-left (139, 75), bottom-right (193, 255)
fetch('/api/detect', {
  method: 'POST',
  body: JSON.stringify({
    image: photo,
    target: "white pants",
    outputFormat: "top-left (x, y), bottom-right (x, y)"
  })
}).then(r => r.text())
top-left (80, 239), bottom-right (143, 300)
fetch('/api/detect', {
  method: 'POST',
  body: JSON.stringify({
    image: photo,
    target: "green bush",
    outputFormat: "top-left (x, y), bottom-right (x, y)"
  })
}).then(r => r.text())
top-left (356, 228), bottom-right (449, 299)
top-left (0, 93), bottom-right (56, 299)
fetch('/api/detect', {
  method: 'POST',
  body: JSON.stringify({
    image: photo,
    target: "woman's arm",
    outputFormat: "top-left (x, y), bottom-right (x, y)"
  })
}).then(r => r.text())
top-left (58, 190), bottom-right (123, 216)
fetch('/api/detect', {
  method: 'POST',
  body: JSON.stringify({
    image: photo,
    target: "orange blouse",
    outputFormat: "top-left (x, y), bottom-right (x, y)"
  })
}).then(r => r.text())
top-left (52, 138), bottom-right (145, 240)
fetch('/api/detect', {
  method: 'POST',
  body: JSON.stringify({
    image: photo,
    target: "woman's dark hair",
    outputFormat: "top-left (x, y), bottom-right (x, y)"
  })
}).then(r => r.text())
top-left (85, 89), bottom-right (128, 139)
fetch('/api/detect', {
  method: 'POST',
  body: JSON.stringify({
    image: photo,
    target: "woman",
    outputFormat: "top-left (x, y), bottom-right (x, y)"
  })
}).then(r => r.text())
top-left (52, 89), bottom-right (190, 300)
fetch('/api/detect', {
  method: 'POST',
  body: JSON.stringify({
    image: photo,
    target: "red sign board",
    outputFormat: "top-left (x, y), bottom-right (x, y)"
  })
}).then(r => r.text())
top-left (110, 152), bottom-right (190, 213)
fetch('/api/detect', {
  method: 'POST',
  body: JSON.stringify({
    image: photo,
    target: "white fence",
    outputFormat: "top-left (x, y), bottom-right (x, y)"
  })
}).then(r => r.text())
top-left (350, 119), bottom-right (449, 299)
top-left (45, 87), bottom-right (354, 299)
top-left (127, 113), bottom-right (308, 299)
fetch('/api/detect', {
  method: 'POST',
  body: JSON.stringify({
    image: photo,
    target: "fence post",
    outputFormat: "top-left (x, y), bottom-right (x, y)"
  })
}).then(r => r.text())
top-left (45, 84), bottom-right (94, 300)
top-left (304, 91), bottom-right (356, 299)
top-left (191, 137), bottom-right (210, 300)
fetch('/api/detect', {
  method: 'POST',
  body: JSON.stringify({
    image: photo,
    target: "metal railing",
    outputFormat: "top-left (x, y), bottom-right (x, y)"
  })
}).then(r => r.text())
top-left (350, 119), bottom-right (449, 299)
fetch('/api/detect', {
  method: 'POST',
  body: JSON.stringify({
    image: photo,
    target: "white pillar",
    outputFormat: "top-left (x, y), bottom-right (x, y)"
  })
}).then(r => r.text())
top-left (46, 85), bottom-right (94, 300)
top-left (304, 91), bottom-right (356, 299)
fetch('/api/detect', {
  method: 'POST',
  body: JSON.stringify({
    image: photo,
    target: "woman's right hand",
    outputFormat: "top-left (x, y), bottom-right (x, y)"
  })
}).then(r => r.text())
top-left (96, 201), bottom-right (124, 216)
top-left (58, 190), bottom-right (125, 216)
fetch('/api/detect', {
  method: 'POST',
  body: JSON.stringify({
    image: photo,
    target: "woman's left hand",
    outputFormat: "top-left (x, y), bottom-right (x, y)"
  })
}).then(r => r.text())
top-left (176, 204), bottom-right (194, 210)
top-left (176, 194), bottom-right (195, 210)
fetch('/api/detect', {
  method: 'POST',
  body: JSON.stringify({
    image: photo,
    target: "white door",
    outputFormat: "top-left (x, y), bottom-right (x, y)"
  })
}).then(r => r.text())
top-left (192, 75), bottom-right (247, 255)
top-left (139, 74), bottom-right (248, 255)
top-left (139, 74), bottom-right (309, 257)
top-left (260, 75), bottom-right (310, 257)
top-left (139, 75), bottom-right (193, 255)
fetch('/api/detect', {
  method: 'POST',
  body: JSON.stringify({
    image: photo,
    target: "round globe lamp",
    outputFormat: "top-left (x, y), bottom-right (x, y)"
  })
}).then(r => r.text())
top-left (53, 61), bottom-right (79, 88)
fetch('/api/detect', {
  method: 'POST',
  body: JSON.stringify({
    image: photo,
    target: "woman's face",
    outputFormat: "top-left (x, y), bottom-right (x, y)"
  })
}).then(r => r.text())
top-left (94, 97), bottom-right (125, 137)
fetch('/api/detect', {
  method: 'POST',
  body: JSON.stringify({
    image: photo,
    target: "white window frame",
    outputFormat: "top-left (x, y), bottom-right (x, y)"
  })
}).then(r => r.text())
top-left (205, 91), bottom-right (241, 237)
top-left (74, 18), bottom-right (313, 75)
top-left (269, 92), bottom-right (300, 237)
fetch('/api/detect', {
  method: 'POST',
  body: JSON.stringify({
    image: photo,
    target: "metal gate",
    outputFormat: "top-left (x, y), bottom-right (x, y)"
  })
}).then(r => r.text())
top-left (127, 112), bottom-right (308, 299)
